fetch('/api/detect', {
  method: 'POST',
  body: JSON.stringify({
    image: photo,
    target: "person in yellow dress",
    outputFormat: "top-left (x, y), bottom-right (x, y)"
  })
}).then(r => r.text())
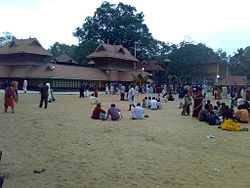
top-left (220, 108), bottom-right (248, 131)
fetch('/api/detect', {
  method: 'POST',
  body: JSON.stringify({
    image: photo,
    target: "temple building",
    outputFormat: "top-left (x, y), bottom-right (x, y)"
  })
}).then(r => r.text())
top-left (0, 38), bottom-right (147, 90)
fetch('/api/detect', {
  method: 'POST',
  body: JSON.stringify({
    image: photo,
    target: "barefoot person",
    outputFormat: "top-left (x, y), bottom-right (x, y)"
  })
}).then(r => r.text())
top-left (91, 103), bottom-right (107, 120)
top-left (192, 88), bottom-right (203, 118)
top-left (128, 84), bottom-right (135, 111)
top-left (4, 83), bottom-right (17, 113)
top-left (39, 82), bottom-right (49, 109)
top-left (107, 104), bottom-right (122, 120)
top-left (131, 103), bottom-right (148, 119)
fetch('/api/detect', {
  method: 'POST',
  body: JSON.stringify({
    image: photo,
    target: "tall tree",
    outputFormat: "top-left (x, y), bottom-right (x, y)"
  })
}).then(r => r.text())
top-left (0, 32), bottom-right (15, 46)
top-left (73, 1), bottom-right (167, 60)
top-left (229, 47), bottom-right (250, 78)
top-left (167, 42), bottom-right (215, 83)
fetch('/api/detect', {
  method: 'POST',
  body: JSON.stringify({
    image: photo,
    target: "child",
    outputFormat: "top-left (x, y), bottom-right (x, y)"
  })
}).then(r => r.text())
top-left (147, 97), bottom-right (152, 108)
top-left (142, 97), bottom-right (147, 108)
top-left (182, 94), bottom-right (192, 116)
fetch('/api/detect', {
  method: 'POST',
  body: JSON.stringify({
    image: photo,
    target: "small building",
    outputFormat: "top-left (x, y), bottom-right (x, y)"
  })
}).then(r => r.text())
top-left (202, 56), bottom-right (229, 85)
top-left (0, 38), bottom-right (145, 90)
top-left (137, 60), bottom-right (164, 84)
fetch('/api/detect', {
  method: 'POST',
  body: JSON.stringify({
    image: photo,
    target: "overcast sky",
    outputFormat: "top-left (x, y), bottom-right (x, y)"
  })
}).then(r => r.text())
top-left (1, 0), bottom-right (250, 55)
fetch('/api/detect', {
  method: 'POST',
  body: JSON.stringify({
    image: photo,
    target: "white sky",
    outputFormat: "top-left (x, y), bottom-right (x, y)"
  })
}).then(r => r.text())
top-left (1, 0), bottom-right (250, 55)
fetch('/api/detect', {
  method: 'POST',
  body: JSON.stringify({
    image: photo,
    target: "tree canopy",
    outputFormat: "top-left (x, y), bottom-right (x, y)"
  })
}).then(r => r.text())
top-left (166, 42), bottom-right (216, 83)
top-left (73, 1), bottom-right (168, 60)
top-left (0, 32), bottom-right (15, 47)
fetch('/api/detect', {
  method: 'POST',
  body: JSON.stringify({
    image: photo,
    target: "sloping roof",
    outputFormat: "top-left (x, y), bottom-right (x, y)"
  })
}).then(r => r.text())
top-left (137, 60), bottom-right (164, 71)
top-left (0, 38), bottom-right (52, 56)
top-left (118, 70), bottom-right (150, 81)
top-left (219, 76), bottom-right (247, 85)
top-left (0, 65), bottom-right (150, 82)
top-left (87, 43), bottom-right (138, 62)
top-left (52, 53), bottom-right (78, 64)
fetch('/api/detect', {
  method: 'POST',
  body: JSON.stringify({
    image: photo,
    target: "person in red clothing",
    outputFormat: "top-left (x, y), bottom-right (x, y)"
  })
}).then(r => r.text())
top-left (91, 103), bottom-right (107, 120)
top-left (156, 85), bottom-right (162, 100)
top-left (94, 85), bottom-right (98, 98)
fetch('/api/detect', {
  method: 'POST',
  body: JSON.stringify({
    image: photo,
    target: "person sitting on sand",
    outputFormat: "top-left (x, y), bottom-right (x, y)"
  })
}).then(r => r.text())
top-left (142, 97), bottom-right (147, 108)
top-left (107, 104), bottom-right (122, 121)
top-left (91, 103), bottom-right (107, 120)
top-left (198, 104), bottom-right (209, 122)
top-left (219, 110), bottom-right (248, 131)
top-left (234, 105), bottom-right (249, 123)
top-left (150, 97), bottom-right (158, 110)
top-left (208, 111), bottom-right (221, 125)
top-left (157, 99), bottom-right (162, 109)
top-left (131, 103), bottom-right (148, 119)
top-left (89, 93), bottom-right (99, 105)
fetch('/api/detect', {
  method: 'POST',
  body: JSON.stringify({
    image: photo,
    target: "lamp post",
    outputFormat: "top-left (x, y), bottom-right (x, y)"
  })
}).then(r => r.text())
top-left (216, 74), bottom-right (220, 84)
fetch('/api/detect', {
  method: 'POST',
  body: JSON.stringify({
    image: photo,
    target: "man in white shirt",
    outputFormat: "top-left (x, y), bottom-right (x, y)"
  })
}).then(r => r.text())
top-left (131, 103), bottom-right (145, 119)
top-left (150, 97), bottom-right (158, 110)
top-left (23, 79), bottom-right (28, 93)
top-left (120, 84), bottom-right (126, 101)
top-left (128, 84), bottom-right (135, 111)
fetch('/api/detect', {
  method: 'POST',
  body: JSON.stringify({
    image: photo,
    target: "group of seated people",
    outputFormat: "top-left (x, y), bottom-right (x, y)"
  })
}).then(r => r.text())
top-left (198, 100), bottom-right (249, 131)
top-left (142, 97), bottom-right (162, 110)
top-left (91, 102), bottom-right (149, 121)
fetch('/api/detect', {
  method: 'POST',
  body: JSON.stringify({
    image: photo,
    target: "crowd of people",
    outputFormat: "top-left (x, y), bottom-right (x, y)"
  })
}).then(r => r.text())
top-left (1, 79), bottom-right (250, 132)
top-left (176, 84), bottom-right (250, 131)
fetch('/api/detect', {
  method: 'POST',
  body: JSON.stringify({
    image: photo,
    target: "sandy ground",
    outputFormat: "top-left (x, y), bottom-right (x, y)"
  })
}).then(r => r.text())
top-left (0, 92), bottom-right (250, 188)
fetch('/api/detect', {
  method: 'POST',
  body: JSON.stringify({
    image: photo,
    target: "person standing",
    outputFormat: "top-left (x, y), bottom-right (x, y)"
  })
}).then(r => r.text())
top-left (192, 89), bottom-right (204, 118)
top-left (94, 85), bottom-right (98, 98)
top-left (128, 84), bottom-right (135, 111)
top-left (4, 84), bottom-right (17, 113)
top-left (12, 80), bottom-right (19, 102)
top-left (105, 83), bottom-right (110, 94)
top-left (79, 81), bottom-right (85, 98)
top-left (23, 79), bottom-right (28, 93)
top-left (39, 82), bottom-right (49, 109)
top-left (120, 84), bottom-right (126, 101)
top-left (46, 81), bottom-right (52, 102)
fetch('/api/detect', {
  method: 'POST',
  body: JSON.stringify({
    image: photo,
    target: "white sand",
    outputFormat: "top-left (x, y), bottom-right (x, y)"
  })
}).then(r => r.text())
top-left (0, 93), bottom-right (250, 188)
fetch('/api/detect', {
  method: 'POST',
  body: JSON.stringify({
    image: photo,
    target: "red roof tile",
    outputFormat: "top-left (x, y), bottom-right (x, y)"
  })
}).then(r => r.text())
top-left (137, 60), bottom-right (164, 71)
top-left (219, 76), bottom-right (247, 85)
top-left (0, 38), bottom-right (52, 56)
top-left (87, 43), bottom-right (138, 62)
top-left (52, 53), bottom-right (78, 64)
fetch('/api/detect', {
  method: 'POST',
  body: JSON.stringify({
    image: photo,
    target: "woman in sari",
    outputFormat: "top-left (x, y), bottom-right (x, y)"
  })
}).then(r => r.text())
top-left (192, 89), bottom-right (203, 118)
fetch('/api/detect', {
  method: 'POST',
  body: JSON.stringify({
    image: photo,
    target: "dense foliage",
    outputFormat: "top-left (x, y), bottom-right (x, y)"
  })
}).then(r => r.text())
top-left (0, 32), bottom-right (15, 46)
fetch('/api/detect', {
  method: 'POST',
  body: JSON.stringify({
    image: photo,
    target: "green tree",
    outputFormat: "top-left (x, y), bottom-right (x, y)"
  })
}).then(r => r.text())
top-left (167, 42), bottom-right (215, 83)
top-left (0, 32), bottom-right (15, 46)
top-left (229, 47), bottom-right (250, 78)
top-left (73, 1), bottom-right (167, 60)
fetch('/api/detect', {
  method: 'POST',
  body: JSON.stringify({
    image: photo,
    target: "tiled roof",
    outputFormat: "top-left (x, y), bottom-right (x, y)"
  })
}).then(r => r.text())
top-left (219, 76), bottom-right (247, 85)
top-left (137, 60), bottom-right (164, 71)
top-left (0, 38), bottom-right (52, 56)
top-left (87, 43), bottom-right (138, 62)
top-left (0, 64), bottom-right (150, 82)
top-left (52, 53), bottom-right (78, 64)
